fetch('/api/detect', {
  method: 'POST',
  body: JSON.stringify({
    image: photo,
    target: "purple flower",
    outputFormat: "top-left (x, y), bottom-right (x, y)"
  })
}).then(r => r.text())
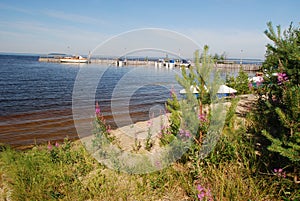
top-left (179, 129), bottom-right (186, 138)
top-left (277, 72), bottom-right (288, 85)
top-left (185, 130), bottom-right (191, 138)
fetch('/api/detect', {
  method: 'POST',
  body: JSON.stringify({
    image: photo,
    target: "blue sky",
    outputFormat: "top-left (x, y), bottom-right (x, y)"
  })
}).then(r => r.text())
top-left (0, 0), bottom-right (299, 59)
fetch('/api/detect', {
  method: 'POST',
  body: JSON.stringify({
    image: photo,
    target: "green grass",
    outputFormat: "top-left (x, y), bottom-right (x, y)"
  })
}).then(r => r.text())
top-left (1, 99), bottom-right (299, 201)
top-left (1, 136), bottom-right (298, 200)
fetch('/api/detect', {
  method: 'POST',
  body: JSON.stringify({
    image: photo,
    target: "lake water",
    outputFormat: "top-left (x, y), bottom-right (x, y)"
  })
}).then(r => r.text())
top-left (0, 55), bottom-right (185, 148)
top-left (0, 55), bottom-right (250, 148)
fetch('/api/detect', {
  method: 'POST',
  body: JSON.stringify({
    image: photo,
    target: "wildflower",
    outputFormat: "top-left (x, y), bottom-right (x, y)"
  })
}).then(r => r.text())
top-left (196, 184), bottom-right (213, 201)
top-left (47, 141), bottom-right (52, 151)
top-left (55, 142), bottom-right (59, 147)
top-left (256, 81), bottom-right (262, 87)
top-left (95, 102), bottom-right (101, 115)
top-left (198, 113), bottom-right (207, 122)
top-left (274, 168), bottom-right (286, 178)
top-left (277, 72), bottom-right (288, 85)
top-left (179, 129), bottom-right (191, 139)
top-left (248, 82), bottom-right (253, 89)
top-left (106, 125), bottom-right (111, 133)
top-left (184, 130), bottom-right (191, 138)
top-left (179, 129), bottom-right (185, 136)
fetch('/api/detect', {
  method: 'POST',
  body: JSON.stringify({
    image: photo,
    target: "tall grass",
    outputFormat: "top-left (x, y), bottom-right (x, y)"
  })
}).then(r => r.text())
top-left (0, 140), bottom-right (193, 200)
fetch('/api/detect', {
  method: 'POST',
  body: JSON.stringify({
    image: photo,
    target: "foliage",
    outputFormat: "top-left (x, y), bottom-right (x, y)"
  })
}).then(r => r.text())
top-left (226, 68), bottom-right (251, 95)
top-left (251, 22), bottom-right (300, 180)
top-left (165, 88), bottom-right (181, 136)
top-left (160, 46), bottom-right (215, 147)
top-left (263, 22), bottom-right (300, 85)
top-left (0, 139), bottom-right (97, 200)
top-left (145, 121), bottom-right (154, 151)
top-left (176, 46), bottom-right (215, 143)
top-left (202, 51), bottom-right (227, 64)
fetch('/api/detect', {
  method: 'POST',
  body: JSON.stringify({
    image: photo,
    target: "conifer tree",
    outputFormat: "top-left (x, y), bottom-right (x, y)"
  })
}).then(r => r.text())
top-left (166, 88), bottom-right (181, 136)
top-left (253, 22), bottom-right (300, 180)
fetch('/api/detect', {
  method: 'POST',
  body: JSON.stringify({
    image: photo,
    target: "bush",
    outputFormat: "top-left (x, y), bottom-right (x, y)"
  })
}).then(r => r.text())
top-left (226, 68), bottom-right (251, 95)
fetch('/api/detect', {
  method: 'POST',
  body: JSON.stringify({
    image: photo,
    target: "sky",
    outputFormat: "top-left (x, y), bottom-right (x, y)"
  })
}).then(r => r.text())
top-left (0, 0), bottom-right (299, 59)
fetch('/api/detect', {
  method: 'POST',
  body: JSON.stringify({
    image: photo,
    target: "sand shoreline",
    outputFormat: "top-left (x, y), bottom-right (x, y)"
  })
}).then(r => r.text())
top-left (80, 94), bottom-right (257, 153)
top-left (6, 94), bottom-right (257, 151)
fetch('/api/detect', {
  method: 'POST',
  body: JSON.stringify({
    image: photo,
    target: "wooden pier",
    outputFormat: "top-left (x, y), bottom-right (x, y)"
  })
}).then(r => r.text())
top-left (38, 57), bottom-right (261, 71)
top-left (213, 63), bottom-right (261, 71)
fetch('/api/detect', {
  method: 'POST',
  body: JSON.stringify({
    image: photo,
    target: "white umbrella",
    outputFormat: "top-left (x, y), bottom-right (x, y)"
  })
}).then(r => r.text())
top-left (179, 84), bottom-right (237, 96)
top-left (217, 84), bottom-right (237, 94)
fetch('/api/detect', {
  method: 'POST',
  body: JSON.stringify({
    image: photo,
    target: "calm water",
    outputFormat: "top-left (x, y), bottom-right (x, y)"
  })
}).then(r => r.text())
top-left (0, 55), bottom-right (182, 148)
top-left (0, 55), bottom-right (253, 148)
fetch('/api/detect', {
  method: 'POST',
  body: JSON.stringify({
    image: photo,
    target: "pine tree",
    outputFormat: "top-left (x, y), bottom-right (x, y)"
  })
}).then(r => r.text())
top-left (166, 89), bottom-right (181, 136)
top-left (254, 22), bottom-right (300, 180)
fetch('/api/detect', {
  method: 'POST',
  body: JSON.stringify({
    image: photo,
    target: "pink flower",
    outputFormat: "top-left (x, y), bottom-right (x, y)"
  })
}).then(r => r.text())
top-left (277, 72), bottom-right (288, 85)
top-left (198, 192), bottom-right (205, 200)
top-left (185, 130), bottom-right (191, 138)
top-left (179, 129), bottom-right (183, 136)
top-left (106, 125), bottom-right (111, 133)
top-left (196, 184), bottom-right (213, 201)
top-left (47, 141), bottom-right (52, 151)
top-left (55, 142), bottom-right (59, 147)
top-left (256, 81), bottom-right (262, 87)
top-left (95, 102), bottom-right (101, 115)
top-left (274, 168), bottom-right (286, 178)
top-left (197, 184), bottom-right (204, 192)
top-left (248, 82), bottom-right (253, 89)
top-left (198, 114), bottom-right (207, 122)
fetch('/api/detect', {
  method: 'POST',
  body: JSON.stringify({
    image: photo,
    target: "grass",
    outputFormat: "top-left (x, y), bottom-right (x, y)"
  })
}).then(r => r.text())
top-left (1, 98), bottom-right (299, 200)
top-left (1, 137), bottom-right (299, 200)
top-left (0, 142), bottom-right (192, 201)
